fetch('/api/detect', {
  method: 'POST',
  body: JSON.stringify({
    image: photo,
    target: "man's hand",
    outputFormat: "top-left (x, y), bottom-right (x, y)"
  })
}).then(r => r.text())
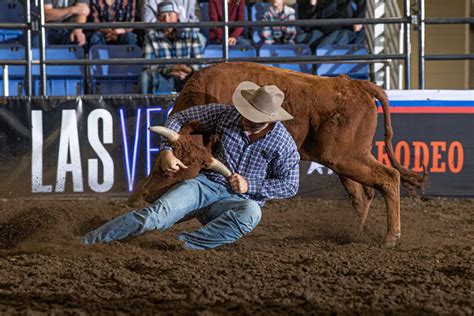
top-left (228, 37), bottom-right (237, 46)
top-left (105, 29), bottom-right (119, 42)
top-left (171, 64), bottom-right (193, 80)
top-left (70, 29), bottom-right (87, 46)
top-left (160, 150), bottom-right (188, 173)
top-left (309, 0), bottom-right (318, 5)
top-left (71, 4), bottom-right (90, 16)
top-left (229, 173), bottom-right (248, 194)
top-left (353, 24), bottom-right (363, 32)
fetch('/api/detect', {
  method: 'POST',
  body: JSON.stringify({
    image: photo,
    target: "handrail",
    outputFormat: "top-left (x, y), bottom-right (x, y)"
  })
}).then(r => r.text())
top-left (44, 18), bottom-right (408, 30)
top-left (0, 54), bottom-right (405, 66)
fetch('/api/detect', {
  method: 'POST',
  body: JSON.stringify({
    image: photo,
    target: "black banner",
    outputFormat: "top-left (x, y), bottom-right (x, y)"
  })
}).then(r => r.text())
top-left (0, 95), bottom-right (472, 198)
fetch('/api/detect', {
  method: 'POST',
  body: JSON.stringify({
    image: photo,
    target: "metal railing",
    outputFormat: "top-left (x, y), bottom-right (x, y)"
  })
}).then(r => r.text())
top-left (0, 0), bottom-right (472, 96)
top-left (415, 0), bottom-right (474, 89)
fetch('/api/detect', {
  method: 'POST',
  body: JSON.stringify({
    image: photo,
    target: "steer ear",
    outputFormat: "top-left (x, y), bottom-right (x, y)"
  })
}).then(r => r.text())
top-left (149, 126), bottom-right (180, 143)
top-left (207, 158), bottom-right (232, 178)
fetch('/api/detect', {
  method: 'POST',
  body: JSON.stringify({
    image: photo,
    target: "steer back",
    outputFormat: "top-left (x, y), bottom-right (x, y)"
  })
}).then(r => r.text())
top-left (174, 62), bottom-right (426, 195)
top-left (128, 122), bottom-right (219, 205)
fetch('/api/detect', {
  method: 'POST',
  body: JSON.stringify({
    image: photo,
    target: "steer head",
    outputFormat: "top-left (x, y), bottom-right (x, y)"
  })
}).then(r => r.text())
top-left (127, 121), bottom-right (231, 206)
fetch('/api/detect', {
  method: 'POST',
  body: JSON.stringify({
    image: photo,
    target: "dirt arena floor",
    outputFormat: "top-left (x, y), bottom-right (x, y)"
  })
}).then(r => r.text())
top-left (0, 196), bottom-right (472, 315)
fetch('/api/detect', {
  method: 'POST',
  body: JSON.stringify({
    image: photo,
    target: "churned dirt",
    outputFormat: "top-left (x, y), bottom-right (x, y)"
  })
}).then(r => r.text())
top-left (0, 196), bottom-right (472, 315)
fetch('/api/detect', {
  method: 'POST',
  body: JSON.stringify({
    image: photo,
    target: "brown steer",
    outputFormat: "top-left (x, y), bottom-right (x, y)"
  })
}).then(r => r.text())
top-left (172, 62), bottom-right (426, 247)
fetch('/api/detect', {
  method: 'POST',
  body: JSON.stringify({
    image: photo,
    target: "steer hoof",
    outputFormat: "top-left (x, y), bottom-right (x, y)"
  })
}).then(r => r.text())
top-left (382, 232), bottom-right (401, 248)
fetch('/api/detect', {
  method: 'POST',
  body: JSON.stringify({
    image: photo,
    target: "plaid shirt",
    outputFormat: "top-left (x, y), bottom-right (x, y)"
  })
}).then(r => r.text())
top-left (161, 104), bottom-right (300, 205)
top-left (261, 5), bottom-right (297, 45)
top-left (143, 29), bottom-right (203, 76)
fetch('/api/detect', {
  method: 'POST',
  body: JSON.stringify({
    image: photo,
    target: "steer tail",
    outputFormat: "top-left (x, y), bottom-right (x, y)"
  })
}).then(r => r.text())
top-left (357, 80), bottom-right (427, 196)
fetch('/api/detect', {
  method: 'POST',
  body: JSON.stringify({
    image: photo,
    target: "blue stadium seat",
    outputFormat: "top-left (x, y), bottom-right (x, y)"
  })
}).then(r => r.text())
top-left (315, 44), bottom-right (369, 79)
top-left (0, 2), bottom-right (24, 44)
top-left (250, 2), bottom-right (270, 44)
top-left (32, 45), bottom-right (85, 96)
top-left (204, 44), bottom-right (257, 59)
top-left (89, 44), bottom-right (143, 94)
top-left (0, 44), bottom-right (25, 96)
top-left (259, 44), bottom-right (312, 73)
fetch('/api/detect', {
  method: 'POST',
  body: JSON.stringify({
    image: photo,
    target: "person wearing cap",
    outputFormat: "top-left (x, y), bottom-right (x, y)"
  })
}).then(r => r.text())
top-left (139, 1), bottom-right (204, 94)
top-left (81, 81), bottom-right (300, 250)
top-left (142, 0), bottom-right (207, 50)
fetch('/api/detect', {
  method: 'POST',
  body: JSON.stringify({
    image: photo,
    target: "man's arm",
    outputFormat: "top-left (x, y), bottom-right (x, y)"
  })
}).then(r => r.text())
top-left (189, 31), bottom-right (204, 72)
top-left (246, 141), bottom-right (300, 199)
top-left (69, 2), bottom-right (89, 46)
top-left (261, 11), bottom-right (274, 45)
top-left (229, 0), bottom-right (244, 39)
top-left (283, 8), bottom-right (297, 44)
top-left (160, 104), bottom-right (228, 150)
top-left (43, 3), bottom-right (89, 22)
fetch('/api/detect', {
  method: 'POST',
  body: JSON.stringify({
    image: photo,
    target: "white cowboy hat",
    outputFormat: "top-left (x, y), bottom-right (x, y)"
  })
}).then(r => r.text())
top-left (232, 81), bottom-right (294, 123)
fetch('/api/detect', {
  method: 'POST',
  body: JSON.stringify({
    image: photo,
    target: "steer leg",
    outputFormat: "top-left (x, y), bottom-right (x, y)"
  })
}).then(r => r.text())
top-left (330, 156), bottom-right (401, 248)
top-left (339, 176), bottom-right (375, 233)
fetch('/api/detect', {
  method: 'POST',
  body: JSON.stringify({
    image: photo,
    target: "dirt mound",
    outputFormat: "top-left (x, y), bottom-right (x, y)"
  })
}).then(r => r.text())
top-left (0, 197), bottom-right (472, 314)
top-left (0, 207), bottom-right (70, 249)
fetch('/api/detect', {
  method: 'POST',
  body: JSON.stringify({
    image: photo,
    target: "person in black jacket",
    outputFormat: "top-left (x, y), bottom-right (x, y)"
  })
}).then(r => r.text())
top-left (296, 0), bottom-right (366, 50)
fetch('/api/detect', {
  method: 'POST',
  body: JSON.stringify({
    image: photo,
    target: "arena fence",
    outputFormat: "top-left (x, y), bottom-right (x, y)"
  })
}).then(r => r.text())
top-left (0, 91), bottom-right (472, 199)
top-left (1, 0), bottom-right (472, 95)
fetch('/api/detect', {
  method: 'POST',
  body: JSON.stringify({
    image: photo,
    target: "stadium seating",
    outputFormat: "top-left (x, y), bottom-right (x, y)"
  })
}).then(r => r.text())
top-left (315, 44), bottom-right (369, 79)
top-left (0, 44), bottom-right (25, 96)
top-left (89, 44), bottom-right (143, 94)
top-left (0, 1), bottom-right (24, 44)
top-left (250, 2), bottom-right (270, 44)
top-left (32, 45), bottom-right (85, 96)
top-left (258, 44), bottom-right (312, 73)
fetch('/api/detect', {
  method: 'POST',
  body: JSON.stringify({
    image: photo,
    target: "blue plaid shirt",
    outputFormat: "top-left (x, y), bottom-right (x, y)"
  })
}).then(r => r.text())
top-left (161, 104), bottom-right (300, 205)
top-left (143, 28), bottom-right (203, 76)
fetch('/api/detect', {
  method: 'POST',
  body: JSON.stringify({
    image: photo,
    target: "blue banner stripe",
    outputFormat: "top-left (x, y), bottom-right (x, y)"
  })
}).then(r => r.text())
top-left (376, 100), bottom-right (474, 107)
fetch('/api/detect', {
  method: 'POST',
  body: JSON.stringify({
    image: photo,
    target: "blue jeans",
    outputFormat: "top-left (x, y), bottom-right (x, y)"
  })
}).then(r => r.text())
top-left (88, 31), bottom-right (138, 47)
top-left (80, 174), bottom-right (262, 250)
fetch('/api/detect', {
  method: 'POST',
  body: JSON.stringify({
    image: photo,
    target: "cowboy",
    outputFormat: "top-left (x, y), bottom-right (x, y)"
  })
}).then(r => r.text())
top-left (81, 81), bottom-right (300, 250)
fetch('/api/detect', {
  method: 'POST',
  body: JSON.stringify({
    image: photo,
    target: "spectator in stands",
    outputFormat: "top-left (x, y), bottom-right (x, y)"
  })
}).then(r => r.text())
top-left (143, 0), bottom-right (201, 23)
top-left (209, 0), bottom-right (251, 46)
top-left (260, 0), bottom-right (296, 45)
top-left (337, 0), bottom-right (366, 45)
top-left (296, 0), bottom-right (366, 50)
top-left (88, 0), bottom-right (138, 46)
top-left (139, 1), bottom-right (203, 94)
top-left (43, 0), bottom-right (90, 46)
top-left (143, 0), bottom-right (206, 49)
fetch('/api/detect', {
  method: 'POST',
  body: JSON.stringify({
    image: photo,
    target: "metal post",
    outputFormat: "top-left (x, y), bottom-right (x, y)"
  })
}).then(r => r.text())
top-left (403, 0), bottom-right (411, 89)
top-left (222, 0), bottom-right (229, 61)
top-left (38, 0), bottom-right (47, 96)
top-left (25, 0), bottom-right (33, 96)
top-left (384, 62), bottom-right (391, 89)
top-left (2, 65), bottom-right (9, 96)
top-left (418, 0), bottom-right (425, 89)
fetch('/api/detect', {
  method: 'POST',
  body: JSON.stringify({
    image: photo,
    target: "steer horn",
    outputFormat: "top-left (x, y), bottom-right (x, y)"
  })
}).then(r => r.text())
top-left (149, 126), bottom-right (180, 143)
top-left (207, 158), bottom-right (232, 178)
